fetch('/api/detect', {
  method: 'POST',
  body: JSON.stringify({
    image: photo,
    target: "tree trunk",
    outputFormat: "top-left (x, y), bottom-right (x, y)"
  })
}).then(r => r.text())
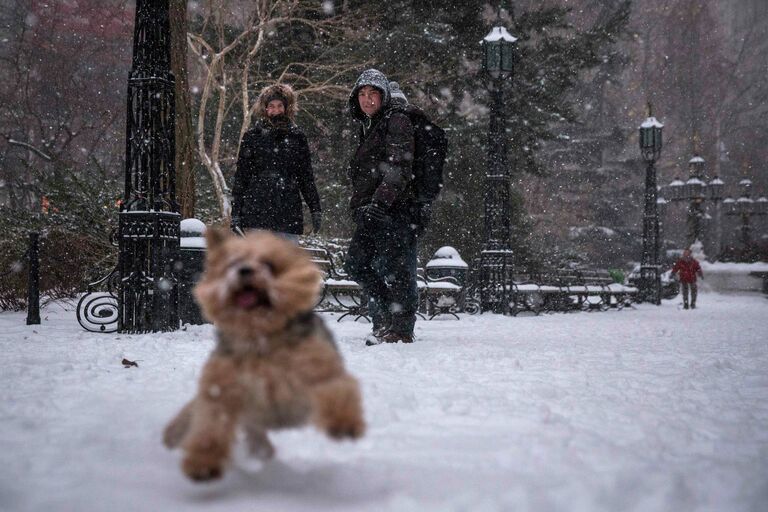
top-left (170, 0), bottom-right (196, 219)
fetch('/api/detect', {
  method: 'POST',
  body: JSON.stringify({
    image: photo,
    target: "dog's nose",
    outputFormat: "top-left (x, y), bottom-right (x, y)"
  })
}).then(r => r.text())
top-left (238, 267), bottom-right (254, 278)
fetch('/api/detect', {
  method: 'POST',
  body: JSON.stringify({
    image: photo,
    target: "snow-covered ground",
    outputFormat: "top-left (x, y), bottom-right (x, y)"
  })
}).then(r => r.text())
top-left (1, 292), bottom-right (767, 512)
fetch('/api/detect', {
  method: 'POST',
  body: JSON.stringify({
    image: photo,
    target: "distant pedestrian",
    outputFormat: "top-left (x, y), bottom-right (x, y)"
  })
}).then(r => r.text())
top-left (231, 83), bottom-right (322, 239)
top-left (671, 248), bottom-right (704, 309)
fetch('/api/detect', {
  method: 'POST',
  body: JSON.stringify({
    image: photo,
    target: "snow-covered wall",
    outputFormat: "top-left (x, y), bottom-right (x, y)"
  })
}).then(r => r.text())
top-left (700, 262), bottom-right (768, 293)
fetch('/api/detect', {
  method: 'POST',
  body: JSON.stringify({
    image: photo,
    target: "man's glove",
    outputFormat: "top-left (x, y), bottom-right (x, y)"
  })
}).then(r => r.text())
top-left (362, 203), bottom-right (389, 224)
top-left (311, 211), bottom-right (322, 233)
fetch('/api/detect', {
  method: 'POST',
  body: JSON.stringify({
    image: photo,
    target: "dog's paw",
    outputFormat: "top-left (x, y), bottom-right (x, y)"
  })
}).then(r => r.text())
top-left (163, 402), bottom-right (193, 449)
top-left (326, 417), bottom-right (365, 440)
top-left (181, 438), bottom-right (228, 482)
top-left (182, 455), bottom-right (224, 482)
top-left (246, 433), bottom-right (276, 460)
top-left (163, 421), bottom-right (186, 449)
top-left (251, 440), bottom-right (276, 460)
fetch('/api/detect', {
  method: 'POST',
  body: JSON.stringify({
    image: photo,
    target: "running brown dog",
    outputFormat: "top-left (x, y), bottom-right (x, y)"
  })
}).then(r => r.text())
top-left (163, 228), bottom-right (365, 481)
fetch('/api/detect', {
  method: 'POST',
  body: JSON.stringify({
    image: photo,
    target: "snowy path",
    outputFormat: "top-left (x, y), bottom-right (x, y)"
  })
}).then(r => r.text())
top-left (1, 293), bottom-right (767, 512)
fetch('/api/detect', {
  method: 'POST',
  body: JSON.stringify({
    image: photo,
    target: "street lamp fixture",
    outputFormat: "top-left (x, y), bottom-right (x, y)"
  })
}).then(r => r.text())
top-left (668, 177), bottom-right (685, 201)
top-left (639, 115), bottom-right (663, 162)
top-left (684, 156), bottom-right (706, 201)
top-left (757, 196), bottom-right (768, 215)
top-left (708, 176), bottom-right (724, 201)
top-left (638, 106), bottom-right (663, 305)
top-left (723, 178), bottom-right (767, 261)
top-left (476, 18), bottom-right (518, 314)
top-left (665, 142), bottom-right (727, 253)
top-left (482, 26), bottom-right (517, 79)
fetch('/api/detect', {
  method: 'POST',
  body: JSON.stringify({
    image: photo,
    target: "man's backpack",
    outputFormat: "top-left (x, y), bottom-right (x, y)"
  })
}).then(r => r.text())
top-left (388, 106), bottom-right (448, 202)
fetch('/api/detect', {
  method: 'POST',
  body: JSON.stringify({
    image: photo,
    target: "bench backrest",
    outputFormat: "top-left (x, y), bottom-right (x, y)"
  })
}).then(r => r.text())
top-left (302, 247), bottom-right (337, 279)
top-left (577, 269), bottom-right (614, 285)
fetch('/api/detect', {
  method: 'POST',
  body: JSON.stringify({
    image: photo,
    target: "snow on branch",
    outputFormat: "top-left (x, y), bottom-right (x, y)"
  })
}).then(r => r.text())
top-left (4, 137), bottom-right (53, 161)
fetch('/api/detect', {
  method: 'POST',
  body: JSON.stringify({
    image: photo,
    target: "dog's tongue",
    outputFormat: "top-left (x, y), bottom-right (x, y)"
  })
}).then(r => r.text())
top-left (235, 290), bottom-right (259, 309)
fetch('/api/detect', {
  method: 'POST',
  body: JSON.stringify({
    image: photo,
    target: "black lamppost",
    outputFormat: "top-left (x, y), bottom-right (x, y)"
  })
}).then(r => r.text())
top-left (723, 179), bottom-right (768, 261)
top-left (656, 189), bottom-right (668, 250)
top-left (478, 21), bottom-right (517, 314)
top-left (638, 107), bottom-right (663, 305)
top-left (118, 0), bottom-right (180, 332)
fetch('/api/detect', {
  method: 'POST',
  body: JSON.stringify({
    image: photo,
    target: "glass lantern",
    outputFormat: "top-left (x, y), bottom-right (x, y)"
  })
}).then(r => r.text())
top-left (723, 197), bottom-right (736, 215)
top-left (685, 177), bottom-right (706, 201)
top-left (736, 196), bottom-right (754, 216)
top-left (639, 117), bottom-right (663, 162)
top-left (756, 197), bottom-right (768, 215)
top-left (482, 26), bottom-right (517, 79)
top-left (708, 176), bottom-right (724, 201)
top-left (688, 155), bottom-right (705, 178)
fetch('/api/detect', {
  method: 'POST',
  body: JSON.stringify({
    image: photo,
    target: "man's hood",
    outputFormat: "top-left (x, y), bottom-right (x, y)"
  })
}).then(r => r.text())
top-left (348, 69), bottom-right (391, 122)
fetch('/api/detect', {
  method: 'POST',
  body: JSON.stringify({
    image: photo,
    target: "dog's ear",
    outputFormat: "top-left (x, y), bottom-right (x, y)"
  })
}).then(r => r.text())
top-left (205, 225), bottom-right (230, 251)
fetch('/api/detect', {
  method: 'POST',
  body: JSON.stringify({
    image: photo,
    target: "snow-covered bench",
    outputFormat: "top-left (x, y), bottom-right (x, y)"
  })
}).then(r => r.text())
top-left (479, 269), bottom-right (638, 316)
top-left (303, 247), bottom-right (369, 322)
top-left (305, 246), bottom-right (466, 322)
top-left (417, 271), bottom-right (464, 320)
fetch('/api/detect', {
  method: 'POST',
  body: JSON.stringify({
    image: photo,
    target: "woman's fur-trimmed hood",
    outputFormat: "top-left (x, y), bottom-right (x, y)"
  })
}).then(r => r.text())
top-left (255, 83), bottom-right (299, 121)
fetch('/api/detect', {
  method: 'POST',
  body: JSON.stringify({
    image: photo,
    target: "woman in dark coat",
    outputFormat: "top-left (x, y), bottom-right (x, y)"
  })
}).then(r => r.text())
top-left (231, 83), bottom-right (321, 236)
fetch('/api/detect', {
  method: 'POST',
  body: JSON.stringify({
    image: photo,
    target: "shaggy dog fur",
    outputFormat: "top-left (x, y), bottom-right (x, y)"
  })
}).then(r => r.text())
top-left (163, 228), bottom-right (365, 482)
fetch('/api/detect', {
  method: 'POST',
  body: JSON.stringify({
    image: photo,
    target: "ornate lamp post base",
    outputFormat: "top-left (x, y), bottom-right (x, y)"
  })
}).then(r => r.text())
top-left (118, 211), bottom-right (180, 333)
top-left (478, 248), bottom-right (515, 314)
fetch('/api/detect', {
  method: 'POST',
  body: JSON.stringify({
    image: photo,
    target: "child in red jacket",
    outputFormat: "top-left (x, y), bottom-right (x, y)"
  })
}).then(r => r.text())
top-left (671, 249), bottom-right (704, 309)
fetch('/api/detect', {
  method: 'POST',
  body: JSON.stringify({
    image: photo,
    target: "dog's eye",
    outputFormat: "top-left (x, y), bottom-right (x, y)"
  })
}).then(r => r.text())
top-left (226, 257), bottom-right (244, 269)
top-left (262, 260), bottom-right (277, 274)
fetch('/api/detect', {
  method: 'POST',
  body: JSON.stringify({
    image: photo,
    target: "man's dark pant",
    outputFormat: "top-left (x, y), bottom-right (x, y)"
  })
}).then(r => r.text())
top-left (681, 281), bottom-right (698, 307)
top-left (344, 219), bottom-right (418, 336)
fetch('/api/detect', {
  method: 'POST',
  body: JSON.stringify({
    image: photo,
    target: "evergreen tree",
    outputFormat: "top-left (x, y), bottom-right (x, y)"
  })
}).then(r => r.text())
top-left (336, 1), bottom-right (632, 265)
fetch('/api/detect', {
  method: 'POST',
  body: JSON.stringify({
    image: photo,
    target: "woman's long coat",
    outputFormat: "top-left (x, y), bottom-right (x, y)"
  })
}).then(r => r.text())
top-left (231, 121), bottom-right (321, 234)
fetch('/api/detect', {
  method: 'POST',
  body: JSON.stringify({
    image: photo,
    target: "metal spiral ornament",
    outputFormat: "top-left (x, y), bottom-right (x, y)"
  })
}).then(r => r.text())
top-left (77, 292), bottom-right (119, 333)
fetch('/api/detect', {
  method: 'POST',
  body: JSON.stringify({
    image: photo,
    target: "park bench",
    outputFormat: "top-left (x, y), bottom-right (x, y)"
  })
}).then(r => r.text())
top-left (303, 245), bottom-right (467, 322)
top-left (508, 272), bottom-right (548, 315)
top-left (509, 268), bottom-right (584, 314)
top-left (302, 246), bottom-right (369, 322)
top-left (417, 270), bottom-right (464, 320)
top-left (495, 268), bottom-right (639, 316)
top-left (565, 269), bottom-right (612, 311)
top-left (560, 269), bottom-right (637, 311)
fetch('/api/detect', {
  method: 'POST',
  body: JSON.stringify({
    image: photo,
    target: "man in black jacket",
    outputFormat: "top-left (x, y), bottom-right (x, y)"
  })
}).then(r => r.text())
top-left (231, 83), bottom-right (321, 238)
top-left (344, 69), bottom-right (419, 345)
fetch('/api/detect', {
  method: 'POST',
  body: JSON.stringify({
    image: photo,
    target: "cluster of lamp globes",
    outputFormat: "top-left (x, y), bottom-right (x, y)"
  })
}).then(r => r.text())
top-left (482, 18), bottom-right (768, 221)
top-left (639, 115), bottom-right (767, 218)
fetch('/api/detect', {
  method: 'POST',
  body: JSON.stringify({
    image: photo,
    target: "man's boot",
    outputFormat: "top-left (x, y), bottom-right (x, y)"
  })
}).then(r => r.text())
top-left (379, 331), bottom-right (414, 344)
top-left (365, 301), bottom-right (391, 346)
top-left (376, 314), bottom-right (415, 344)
